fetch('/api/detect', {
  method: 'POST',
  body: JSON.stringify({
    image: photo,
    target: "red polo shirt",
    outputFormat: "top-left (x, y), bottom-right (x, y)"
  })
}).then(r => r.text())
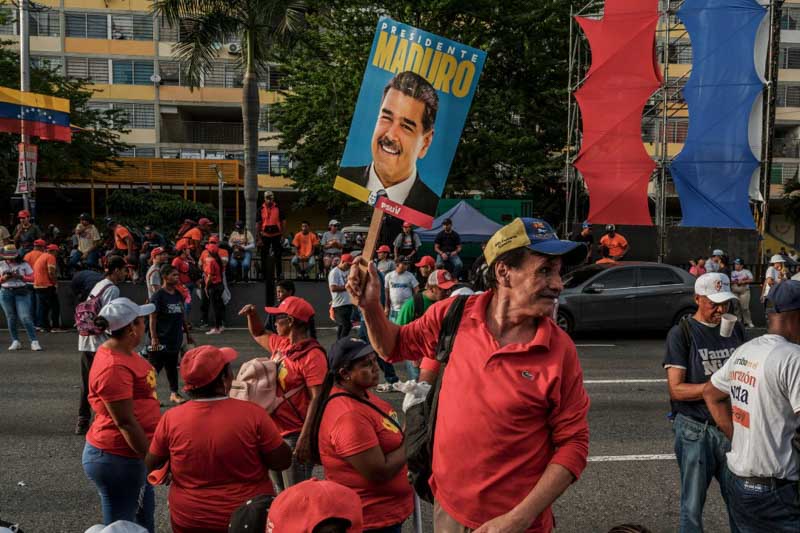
top-left (390, 291), bottom-right (590, 532)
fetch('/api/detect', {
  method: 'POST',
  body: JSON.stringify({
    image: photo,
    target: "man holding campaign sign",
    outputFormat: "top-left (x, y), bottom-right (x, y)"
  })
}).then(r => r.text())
top-left (334, 17), bottom-right (486, 230)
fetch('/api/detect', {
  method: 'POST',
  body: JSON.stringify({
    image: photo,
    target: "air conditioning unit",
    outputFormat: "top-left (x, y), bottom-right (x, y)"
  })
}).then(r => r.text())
top-left (227, 42), bottom-right (242, 54)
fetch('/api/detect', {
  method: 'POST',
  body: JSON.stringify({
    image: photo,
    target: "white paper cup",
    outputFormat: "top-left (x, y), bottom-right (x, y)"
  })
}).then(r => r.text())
top-left (720, 313), bottom-right (738, 338)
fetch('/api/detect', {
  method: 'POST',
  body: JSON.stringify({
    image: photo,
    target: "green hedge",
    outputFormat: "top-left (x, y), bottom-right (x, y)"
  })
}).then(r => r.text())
top-left (106, 190), bottom-right (216, 237)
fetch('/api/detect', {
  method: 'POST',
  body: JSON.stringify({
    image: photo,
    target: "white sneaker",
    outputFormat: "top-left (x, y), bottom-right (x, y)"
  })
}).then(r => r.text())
top-left (31, 341), bottom-right (42, 351)
top-left (205, 328), bottom-right (221, 335)
top-left (375, 383), bottom-right (393, 393)
top-left (8, 340), bottom-right (21, 351)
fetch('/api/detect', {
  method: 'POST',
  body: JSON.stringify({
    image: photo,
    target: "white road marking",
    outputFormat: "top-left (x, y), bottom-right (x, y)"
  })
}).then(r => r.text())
top-left (576, 344), bottom-right (617, 347)
top-left (589, 454), bottom-right (674, 462)
top-left (584, 379), bottom-right (667, 384)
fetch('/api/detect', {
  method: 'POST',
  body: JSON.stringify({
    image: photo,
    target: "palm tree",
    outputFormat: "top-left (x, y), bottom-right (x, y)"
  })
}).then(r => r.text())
top-left (152, 0), bottom-right (306, 239)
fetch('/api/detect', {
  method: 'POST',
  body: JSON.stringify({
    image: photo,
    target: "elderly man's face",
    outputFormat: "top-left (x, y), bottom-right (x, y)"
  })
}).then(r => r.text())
top-left (371, 88), bottom-right (434, 187)
top-left (694, 295), bottom-right (729, 324)
top-left (502, 252), bottom-right (564, 318)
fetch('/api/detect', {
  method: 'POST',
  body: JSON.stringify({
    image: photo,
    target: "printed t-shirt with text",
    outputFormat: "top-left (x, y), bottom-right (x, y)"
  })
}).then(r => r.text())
top-left (33, 253), bottom-right (56, 288)
top-left (268, 335), bottom-right (327, 436)
top-left (149, 398), bottom-right (285, 530)
top-left (385, 270), bottom-right (418, 313)
top-left (292, 231), bottom-right (320, 259)
top-left (710, 334), bottom-right (800, 480)
top-left (663, 317), bottom-right (745, 422)
top-left (318, 387), bottom-right (413, 529)
top-left (86, 345), bottom-right (161, 457)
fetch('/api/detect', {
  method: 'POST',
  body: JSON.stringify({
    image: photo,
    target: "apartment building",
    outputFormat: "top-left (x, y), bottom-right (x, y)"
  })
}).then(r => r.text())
top-left (0, 0), bottom-right (317, 226)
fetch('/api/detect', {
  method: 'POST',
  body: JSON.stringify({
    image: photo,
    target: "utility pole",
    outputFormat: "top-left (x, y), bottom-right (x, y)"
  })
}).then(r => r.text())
top-left (18, 0), bottom-right (32, 213)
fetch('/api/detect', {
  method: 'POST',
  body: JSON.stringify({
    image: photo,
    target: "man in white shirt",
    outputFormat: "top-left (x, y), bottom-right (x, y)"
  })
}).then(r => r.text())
top-left (706, 249), bottom-right (724, 273)
top-left (730, 259), bottom-right (755, 328)
top-left (228, 220), bottom-right (255, 282)
top-left (320, 220), bottom-right (345, 276)
top-left (75, 256), bottom-right (128, 435)
top-left (704, 280), bottom-right (800, 531)
top-left (328, 254), bottom-right (354, 339)
top-left (384, 258), bottom-right (419, 321)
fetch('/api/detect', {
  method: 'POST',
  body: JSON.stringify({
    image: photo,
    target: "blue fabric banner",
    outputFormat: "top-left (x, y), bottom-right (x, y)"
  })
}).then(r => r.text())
top-left (670, 0), bottom-right (766, 229)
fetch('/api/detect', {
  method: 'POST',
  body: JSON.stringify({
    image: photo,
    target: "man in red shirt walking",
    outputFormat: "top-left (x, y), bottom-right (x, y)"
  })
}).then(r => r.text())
top-left (347, 217), bottom-right (590, 532)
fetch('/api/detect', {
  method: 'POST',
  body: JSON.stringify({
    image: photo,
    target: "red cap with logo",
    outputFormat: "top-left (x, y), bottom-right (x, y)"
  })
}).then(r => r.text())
top-left (377, 245), bottom-right (391, 254)
top-left (180, 345), bottom-right (238, 391)
top-left (46, 244), bottom-right (59, 252)
top-left (33, 239), bottom-right (46, 247)
top-left (415, 256), bottom-right (435, 268)
top-left (340, 253), bottom-right (354, 264)
top-left (266, 479), bottom-right (363, 533)
top-left (264, 296), bottom-right (315, 323)
top-left (428, 269), bottom-right (457, 290)
top-left (150, 246), bottom-right (166, 258)
top-left (17, 210), bottom-right (30, 219)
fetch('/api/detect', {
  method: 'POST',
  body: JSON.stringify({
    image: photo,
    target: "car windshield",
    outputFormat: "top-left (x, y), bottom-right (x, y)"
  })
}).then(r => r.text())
top-left (563, 265), bottom-right (605, 289)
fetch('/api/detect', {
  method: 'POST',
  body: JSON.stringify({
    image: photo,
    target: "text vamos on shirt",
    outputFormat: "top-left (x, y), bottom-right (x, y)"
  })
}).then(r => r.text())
top-left (711, 334), bottom-right (800, 480)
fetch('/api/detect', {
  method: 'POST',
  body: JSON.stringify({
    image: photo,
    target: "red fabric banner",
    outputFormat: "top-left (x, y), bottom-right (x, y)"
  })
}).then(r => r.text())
top-left (573, 0), bottom-right (661, 226)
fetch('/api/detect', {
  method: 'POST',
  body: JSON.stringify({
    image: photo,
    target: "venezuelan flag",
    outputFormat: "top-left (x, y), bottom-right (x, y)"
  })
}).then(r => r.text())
top-left (0, 86), bottom-right (71, 142)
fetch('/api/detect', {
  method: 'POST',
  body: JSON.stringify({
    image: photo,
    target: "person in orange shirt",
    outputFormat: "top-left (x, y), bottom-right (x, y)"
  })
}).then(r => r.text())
top-left (291, 222), bottom-right (320, 280)
top-left (595, 246), bottom-right (617, 265)
top-left (34, 244), bottom-right (61, 331)
top-left (599, 224), bottom-right (629, 260)
top-left (202, 244), bottom-right (226, 335)
top-left (181, 218), bottom-right (213, 258)
top-left (23, 239), bottom-right (45, 268)
top-left (259, 191), bottom-right (285, 281)
top-left (199, 235), bottom-right (229, 268)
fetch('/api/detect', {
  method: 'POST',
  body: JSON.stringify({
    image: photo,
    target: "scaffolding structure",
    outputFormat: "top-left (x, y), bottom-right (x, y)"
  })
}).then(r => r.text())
top-left (563, 0), bottom-right (782, 262)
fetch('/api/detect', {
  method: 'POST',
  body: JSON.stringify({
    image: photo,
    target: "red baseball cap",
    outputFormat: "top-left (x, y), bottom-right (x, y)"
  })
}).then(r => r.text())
top-left (402, 221), bottom-right (412, 228)
top-left (198, 217), bottom-right (212, 226)
top-left (205, 243), bottom-right (219, 254)
top-left (46, 244), bottom-right (59, 252)
top-left (266, 479), bottom-right (362, 533)
top-left (377, 245), bottom-right (391, 253)
top-left (150, 246), bottom-right (166, 258)
top-left (175, 239), bottom-right (189, 251)
top-left (340, 253), bottom-right (354, 264)
top-left (264, 296), bottom-right (315, 322)
top-left (208, 235), bottom-right (219, 244)
top-left (428, 269), bottom-right (457, 290)
top-left (33, 239), bottom-right (46, 247)
top-left (17, 210), bottom-right (30, 219)
top-left (415, 256), bottom-right (435, 268)
top-left (180, 345), bottom-right (237, 391)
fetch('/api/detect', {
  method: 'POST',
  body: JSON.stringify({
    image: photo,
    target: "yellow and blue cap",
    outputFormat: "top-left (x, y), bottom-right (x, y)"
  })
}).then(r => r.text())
top-left (484, 217), bottom-right (586, 266)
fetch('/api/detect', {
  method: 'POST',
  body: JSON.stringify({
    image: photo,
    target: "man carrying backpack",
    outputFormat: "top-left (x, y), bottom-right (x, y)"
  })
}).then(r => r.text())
top-left (346, 217), bottom-right (590, 532)
top-left (392, 269), bottom-right (456, 383)
top-left (74, 256), bottom-right (128, 435)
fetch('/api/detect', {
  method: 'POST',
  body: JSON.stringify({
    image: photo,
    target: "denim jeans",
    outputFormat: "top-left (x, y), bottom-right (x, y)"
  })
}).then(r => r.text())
top-left (228, 251), bottom-right (252, 279)
top-left (0, 287), bottom-right (37, 343)
top-left (672, 414), bottom-right (738, 533)
top-left (69, 249), bottom-right (100, 269)
top-left (291, 255), bottom-right (316, 275)
top-left (725, 468), bottom-right (800, 532)
top-left (269, 433), bottom-right (315, 494)
top-left (436, 254), bottom-right (463, 279)
top-left (82, 442), bottom-right (155, 533)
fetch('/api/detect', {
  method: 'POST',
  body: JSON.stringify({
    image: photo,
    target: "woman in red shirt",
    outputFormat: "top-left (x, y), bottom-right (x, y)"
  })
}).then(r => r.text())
top-left (146, 345), bottom-right (292, 533)
top-left (81, 297), bottom-right (160, 532)
top-left (309, 338), bottom-right (413, 532)
top-left (202, 244), bottom-right (226, 335)
top-left (239, 296), bottom-right (327, 493)
top-left (171, 240), bottom-right (196, 317)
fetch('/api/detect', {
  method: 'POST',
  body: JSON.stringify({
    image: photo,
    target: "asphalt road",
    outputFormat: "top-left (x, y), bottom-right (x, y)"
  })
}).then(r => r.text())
top-left (0, 326), bottom-right (755, 533)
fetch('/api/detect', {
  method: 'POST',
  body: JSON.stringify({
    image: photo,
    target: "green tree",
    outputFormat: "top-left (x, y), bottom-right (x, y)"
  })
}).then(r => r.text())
top-left (274, 0), bottom-right (572, 222)
top-left (0, 38), bottom-right (130, 211)
top-left (152, 0), bottom-right (307, 239)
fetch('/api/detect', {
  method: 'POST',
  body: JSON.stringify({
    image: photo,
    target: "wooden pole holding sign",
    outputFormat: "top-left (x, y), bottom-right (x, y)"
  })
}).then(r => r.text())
top-left (358, 192), bottom-right (387, 281)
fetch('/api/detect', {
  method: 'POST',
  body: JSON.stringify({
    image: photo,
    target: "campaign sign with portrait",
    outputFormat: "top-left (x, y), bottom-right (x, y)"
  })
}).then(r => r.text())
top-left (334, 17), bottom-right (487, 228)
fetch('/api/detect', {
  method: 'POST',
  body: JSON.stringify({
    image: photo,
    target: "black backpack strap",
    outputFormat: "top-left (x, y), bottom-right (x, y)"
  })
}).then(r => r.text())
top-left (435, 295), bottom-right (469, 365)
top-left (413, 292), bottom-right (425, 320)
top-left (679, 316), bottom-right (693, 354)
top-left (326, 392), bottom-right (403, 435)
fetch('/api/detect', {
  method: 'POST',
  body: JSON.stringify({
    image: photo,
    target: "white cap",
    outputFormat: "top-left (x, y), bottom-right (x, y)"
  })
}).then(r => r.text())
top-left (694, 273), bottom-right (737, 303)
top-left (770, 254), bottom-right (786, 264)
top-left (712, 249), bottom-right (724, 256)
top-left (99, 297), bottom-right (155, 332)
top-left (328, 219), bottom-right (340, 226)
top-left (85, 521), bottom-right (148, 533)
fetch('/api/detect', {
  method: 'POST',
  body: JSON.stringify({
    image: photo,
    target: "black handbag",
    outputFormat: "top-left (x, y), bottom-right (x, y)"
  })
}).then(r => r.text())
top-left (404, 295), bottom-right (468, 503)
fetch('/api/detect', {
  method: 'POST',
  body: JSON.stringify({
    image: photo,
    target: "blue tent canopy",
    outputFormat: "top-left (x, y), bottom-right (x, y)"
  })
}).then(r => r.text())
top-left (416, 201), bottom-right (503, 243)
